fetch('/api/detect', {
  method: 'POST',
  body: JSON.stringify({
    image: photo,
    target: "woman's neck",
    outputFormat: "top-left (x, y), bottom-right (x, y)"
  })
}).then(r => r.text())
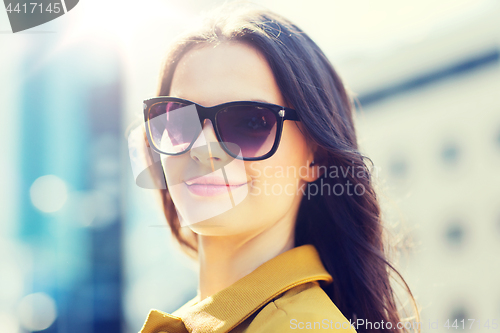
top-left (197, 215), bottom-right (296, 301)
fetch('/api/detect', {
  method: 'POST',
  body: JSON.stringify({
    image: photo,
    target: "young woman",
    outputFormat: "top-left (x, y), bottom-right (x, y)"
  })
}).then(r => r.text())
top-left (138, 3), bottom-right (419, 333)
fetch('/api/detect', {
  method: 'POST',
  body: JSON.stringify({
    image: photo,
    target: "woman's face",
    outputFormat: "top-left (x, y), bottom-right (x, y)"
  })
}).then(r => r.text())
top-left (161, 41), bottom-right (317, 237)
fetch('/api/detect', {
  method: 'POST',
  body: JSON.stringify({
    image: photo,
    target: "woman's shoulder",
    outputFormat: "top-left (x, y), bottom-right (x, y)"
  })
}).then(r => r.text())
top-left (241, 281), bottom-right (357, 332)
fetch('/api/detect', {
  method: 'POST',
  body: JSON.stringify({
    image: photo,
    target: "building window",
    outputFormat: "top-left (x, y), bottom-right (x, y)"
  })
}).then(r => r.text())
top-left (449, 305), bottom-right (469, 330)
top-left (444, 220), bottom-right (466, 248)
top-left (441, 141), bottom-right (460, 166)
top-left (496, 125), bottom-right (500, 150)
top-left (497, 211), bottom-right (500, 236)
top-left (389, 155), bottom-right (408, 179)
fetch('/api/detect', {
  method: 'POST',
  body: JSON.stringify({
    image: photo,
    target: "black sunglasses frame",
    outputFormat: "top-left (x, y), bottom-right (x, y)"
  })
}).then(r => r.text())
top-left (143, 96), bottom-right (300, 161)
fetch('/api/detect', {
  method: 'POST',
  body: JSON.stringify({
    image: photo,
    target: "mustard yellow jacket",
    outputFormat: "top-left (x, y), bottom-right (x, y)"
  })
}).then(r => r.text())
top-left (139, 244), bottom-right (357, 333)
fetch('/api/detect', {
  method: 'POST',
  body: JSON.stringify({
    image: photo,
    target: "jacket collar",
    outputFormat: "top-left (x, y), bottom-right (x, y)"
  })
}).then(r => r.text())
top-left (140, 244), bottom-right (333, 333)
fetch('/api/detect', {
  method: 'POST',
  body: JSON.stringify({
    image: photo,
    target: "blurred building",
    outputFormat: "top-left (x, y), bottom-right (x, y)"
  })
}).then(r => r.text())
top-left (0, 20), bottom-right (125, 333)
top-left (340, 5), bottom-right (500, 331)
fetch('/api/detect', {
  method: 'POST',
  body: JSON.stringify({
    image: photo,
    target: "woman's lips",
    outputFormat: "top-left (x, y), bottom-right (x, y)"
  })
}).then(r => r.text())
top-left (185, 183), bottom-right (246, 196)
top-left (184, 175), bottom-right (247, 197)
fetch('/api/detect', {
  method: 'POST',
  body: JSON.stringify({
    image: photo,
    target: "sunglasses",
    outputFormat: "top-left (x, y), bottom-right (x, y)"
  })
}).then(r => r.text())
top-left (143, 97), bottom-right (300, 161)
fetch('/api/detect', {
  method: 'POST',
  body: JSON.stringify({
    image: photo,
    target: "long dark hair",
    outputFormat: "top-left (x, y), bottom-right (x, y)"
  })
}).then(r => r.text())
top-left (148, 3), bottom-right (419, 333)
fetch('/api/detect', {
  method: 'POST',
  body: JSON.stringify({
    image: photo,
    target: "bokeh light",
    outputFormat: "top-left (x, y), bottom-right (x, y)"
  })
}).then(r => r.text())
top-left (29, 175), bottom-right (68, 213)
top-left (16, 292), bottom-right (57, 331)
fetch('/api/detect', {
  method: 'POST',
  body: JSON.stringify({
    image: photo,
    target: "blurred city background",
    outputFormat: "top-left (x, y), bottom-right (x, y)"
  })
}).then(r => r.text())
top-left (1, 0), bottom-right (499, 332)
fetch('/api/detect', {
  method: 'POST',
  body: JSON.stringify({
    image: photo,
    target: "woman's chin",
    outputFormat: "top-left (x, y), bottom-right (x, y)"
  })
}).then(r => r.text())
top-left (179, 203), bottom-right (252, 236)
top-left (186, 218), bottom-right (240, 236)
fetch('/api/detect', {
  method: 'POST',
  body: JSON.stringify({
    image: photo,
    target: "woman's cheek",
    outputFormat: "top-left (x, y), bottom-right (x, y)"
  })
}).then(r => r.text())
top-left (246, 162), bottom-right (301, 200)
top-left (161, 156), bottom-right (186, 186)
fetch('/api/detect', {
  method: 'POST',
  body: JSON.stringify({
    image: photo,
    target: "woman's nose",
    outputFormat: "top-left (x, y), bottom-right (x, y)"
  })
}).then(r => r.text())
top-left (190, 119), bottom-right (228, 165)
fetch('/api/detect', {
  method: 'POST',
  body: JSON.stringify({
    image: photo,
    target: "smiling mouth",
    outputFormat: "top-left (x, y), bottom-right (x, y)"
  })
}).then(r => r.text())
top-left (184, 182), bottom-right (247, 197)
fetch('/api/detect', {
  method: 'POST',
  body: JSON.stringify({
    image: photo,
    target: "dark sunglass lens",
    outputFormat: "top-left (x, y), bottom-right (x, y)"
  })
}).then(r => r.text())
top-left (148, 102), bottom-right (201, 154)
top-left (216, 106), bottom-right (277, 158)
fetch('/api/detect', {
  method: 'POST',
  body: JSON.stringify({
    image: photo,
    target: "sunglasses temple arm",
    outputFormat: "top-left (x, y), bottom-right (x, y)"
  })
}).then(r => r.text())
top-left (283, 108), bottom-right (300, 121)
